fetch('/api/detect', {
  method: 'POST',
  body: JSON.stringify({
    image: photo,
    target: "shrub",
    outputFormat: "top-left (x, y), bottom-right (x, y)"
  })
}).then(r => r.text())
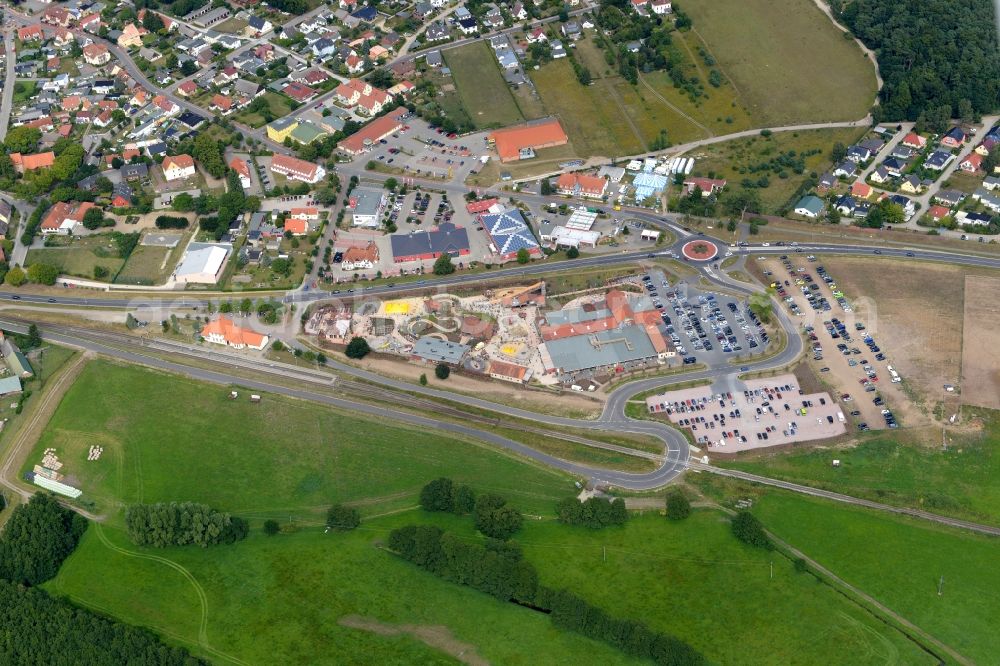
top-left (555, 496), bottom-right (628, 528)
top-left (326, 504), bottom-right (360, 531)
top-left (665, 490), bottom-right (691, 521)
top-left (731, 511), bottom-right (772, 550)
top-left (434, 363), bottom-right (450, 380)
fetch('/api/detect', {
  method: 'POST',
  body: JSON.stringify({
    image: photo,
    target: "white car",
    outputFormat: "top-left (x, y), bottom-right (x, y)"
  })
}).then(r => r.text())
top-left (761, 242), bottom-right (771, 247)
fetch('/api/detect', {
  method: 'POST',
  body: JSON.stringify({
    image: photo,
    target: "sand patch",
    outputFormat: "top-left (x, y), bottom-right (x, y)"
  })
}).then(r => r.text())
top-left (339, 615), bottom-right (489, 665)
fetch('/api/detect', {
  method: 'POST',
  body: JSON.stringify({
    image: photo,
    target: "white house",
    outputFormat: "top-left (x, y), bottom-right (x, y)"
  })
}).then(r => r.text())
top-left (162, 154), bottom-right (196, 181)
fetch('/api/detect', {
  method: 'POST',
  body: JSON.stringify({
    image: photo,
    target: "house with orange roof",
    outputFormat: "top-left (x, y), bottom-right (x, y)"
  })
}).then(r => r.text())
top-left (40, 201), bottom-right (95, 235)
top-left (345, 55), bottom-right (364, 74)
top-left (229, 157), bottom-right (252, 189)
top-left (201, 317), bottom-right (269, 350)
top-left (928, 205), bottom-right (951, 222)
top-left (83, 43), bottom-right (111, 66)
top-left (283, 217), bottom-right (309, 236)
top-left (24, 117), bottom-right (55, 132)
top-left (555, 172), bottom-right (608, 199)
top-left (17, 25), bottom-right (44, 41)
top-left (118, 23), bottom-right (149, 48)
top-left (341, 242), bottom-right (379, 270)
top-left (177, 80), bottom-right (198, 97)
top-left (901, 132), bottom-right (927, 149)
top-left (47, 56), bottom-right (61, 70)
top-left (960, 153), bottom-right (983, 173)
top-left (487, 360), bottom-right (531, 384)
top-left (289, 207), bottom-right (319, 221)
top-left (850, 181), bottom-right (873, 199)
top-left (79, 12), bottom-right (102, 32)
top-left (211, 94), bottom-right (234, 114)
top-left (162, 154), bottom-right (196, 181)
top-left (94, 110), bottom-right (114, 127)
top-left (10, 152), bottom-right (55, 173)
top-left (487, 119), bottom-right (568, 162)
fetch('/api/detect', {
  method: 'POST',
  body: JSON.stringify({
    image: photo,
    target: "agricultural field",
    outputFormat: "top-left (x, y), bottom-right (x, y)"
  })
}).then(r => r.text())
top-left (443, 42), bottom-right (527, 129)
top-left (724, 409), bottom-right (1000, 525)
top-left (113, 244), bottom-right (177, 286)
top-left (682, 0), bottom-right (877, 125)
top-left (753, 490), bottom-right (1000, 665)
top-left (25, 235), bottom-right (127, 281)
top-left (684, 127), bottom-right (867, 212)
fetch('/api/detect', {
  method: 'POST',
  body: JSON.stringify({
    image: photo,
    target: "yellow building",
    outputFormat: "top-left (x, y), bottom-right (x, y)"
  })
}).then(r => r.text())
top-left (267, 117), bottom-right (299, 143)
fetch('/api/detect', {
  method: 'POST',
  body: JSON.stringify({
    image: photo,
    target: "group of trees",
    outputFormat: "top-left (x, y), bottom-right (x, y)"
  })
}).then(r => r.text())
top-left (432, 254), bottom-right (456, 275)
top-left (124, 502), bottom-right (249, 548)
top-left (665, 490), bottom-right (691, 520)
top-left (155, 215), bottom-right (189, 229)
top-left (0, 494), bottom-right (87, 587)
top-left (388, 524), bottom-right (705, 665)
top-left (419, 478), bottom-right (523, 540)
top-left (555, 496), bottom-right (628, 528)
top-left (419, 477), bottom-right (477, 514)
top-left (326, 504), bottom-right (361, 531)
top-left (344, 336), bottom-right (371, 359)
top-left (837, 0), bottom-right (999, 123)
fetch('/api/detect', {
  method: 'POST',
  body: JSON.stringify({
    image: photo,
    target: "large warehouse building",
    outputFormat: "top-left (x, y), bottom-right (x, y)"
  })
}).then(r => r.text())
top-left (487, 119), bottom-right (568, 162)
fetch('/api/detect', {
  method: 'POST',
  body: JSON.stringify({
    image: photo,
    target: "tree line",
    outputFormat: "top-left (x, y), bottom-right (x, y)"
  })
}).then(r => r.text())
top-left (555, 496), bottom-right (628, 528)
top-left (125, 502), bottom-right (249, 548)
top-left (388, 524), bottom-right (705, 665)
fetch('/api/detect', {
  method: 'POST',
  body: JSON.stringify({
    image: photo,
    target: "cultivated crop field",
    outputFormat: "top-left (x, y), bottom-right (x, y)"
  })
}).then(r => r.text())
top-left (443, 42), bottom-right (527, 128)
top-left (682, 0), bottom-right (877, 125)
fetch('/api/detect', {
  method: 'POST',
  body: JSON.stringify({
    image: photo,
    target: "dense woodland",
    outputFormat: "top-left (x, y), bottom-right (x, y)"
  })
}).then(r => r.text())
top-left (0, 581), bottom-right (207, 666)
top-left (836, 0), bottom-right (1000, 123)
top-left (0, 494), bottom-right (87, 586)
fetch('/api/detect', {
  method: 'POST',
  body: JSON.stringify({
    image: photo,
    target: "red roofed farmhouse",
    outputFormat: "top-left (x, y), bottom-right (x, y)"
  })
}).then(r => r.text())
top-left (41, 201), bottom-right (96, 235)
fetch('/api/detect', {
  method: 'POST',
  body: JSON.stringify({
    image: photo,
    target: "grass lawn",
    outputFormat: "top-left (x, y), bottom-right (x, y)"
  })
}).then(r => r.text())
top-left (233, 92), bottom-right (294, 129)
top-left (12, 81), bottom-right (37, 103)
top-left (682, 0), bottom-right (876, 125)
top-left (25, 360), bottom-right (575, 518)
top-left (213, 17), bottom-right (248, 34)
top-left (753, 490), bottom-right (1000, 664)
top-left (442, 42), bottom-right (525, 129)
top-left (723, 409), bottom-right (1000, 525)
top-left (685, 127), bottom-right (867, 212)
top-left (26, 235), bottom-right (126, 281)
top-left (114, 244), bottom-right (177, 286)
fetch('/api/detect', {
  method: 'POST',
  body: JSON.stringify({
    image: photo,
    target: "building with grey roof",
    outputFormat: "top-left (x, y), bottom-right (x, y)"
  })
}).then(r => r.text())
top-left (541, 325), bottom-right (657, 374)
top-left (411, 337), bottom-right (469, 365)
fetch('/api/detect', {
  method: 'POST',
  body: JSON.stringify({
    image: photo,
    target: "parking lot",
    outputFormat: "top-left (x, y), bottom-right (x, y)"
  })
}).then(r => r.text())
top-left (646, 373), bottom-right (845, 452)
top-left (755, 255), bottom-right (905, 431)
top-left (361, 117), bottom-right (488, 184)
top-left (643, 269), bottom-right (770, 367)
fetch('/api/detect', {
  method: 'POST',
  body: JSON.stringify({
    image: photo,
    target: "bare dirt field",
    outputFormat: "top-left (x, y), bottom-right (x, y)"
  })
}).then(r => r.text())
top-left (961, 276), bottom-right (1000, 410)
top-left (339, 615), bottom-right (488, 666)
top-left (814, 256), bottom-right (1000, 420)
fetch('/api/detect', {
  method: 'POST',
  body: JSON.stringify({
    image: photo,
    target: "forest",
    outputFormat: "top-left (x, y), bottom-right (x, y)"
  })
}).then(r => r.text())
top-left (837, 0), bottom-right (1000, 122)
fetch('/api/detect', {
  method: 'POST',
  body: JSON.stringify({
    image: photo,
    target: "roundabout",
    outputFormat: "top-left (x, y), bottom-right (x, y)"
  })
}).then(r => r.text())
top-left (681, 239), bottom-right (719, 262)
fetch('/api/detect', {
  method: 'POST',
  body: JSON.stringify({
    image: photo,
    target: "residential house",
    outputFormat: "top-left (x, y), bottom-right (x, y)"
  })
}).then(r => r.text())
top-left (933, 189), bottom-right (965, 207)
top-left (817, 171), bottom-right (836, 190)
top-left (162, 154), bottom-right (196, 181)
top-left (899, 175), bottom-right (923, 194)
top-left (247, 15), bottom-right (273, 35)
top-left (118, 23), bottom-right (148, 49)
top-left (229, 157), bottom-right (252, 189)
top-left (845, 144), bottom-right (871, 163)
top-left (40, 201), bottom-right (95, 235)
top-left (17, 25), bottom-right (44, 42)
top-left (927, 205), bottom-right (951, 222)
top-left (869, 166), bottom-right (890, 184)
top-left (210, 93), bottom-right (234, 114)
top-left (10, 152), bottom-right (55, 174)
top-left (682, 177), bottom-right (726, 196)
top-left (834, 195), bottom-right (855, 216)
top-left (177, 80), bottom-right (198, 97)
top-left (901, 132), bottom-right (926, 149)
top-left (959, 153), bottom-right (983, 173)
top-left (881, 156), bottom-right (907, 177)
top-left (561, 21), bottom-right (582, 40)
top-left (833, 160), bottom-right (857, 178)
top-left (940, 126), bottom-right (966, 148)
top-left (282, 82), bottom-right (317, 103)
top-left (426, 22), bottom-right (449, 41)
top-left (850, 181), bottom-right (873, 199)
top-left (924, 150), bottom-right (954, 171)
top-left (312, 37), bottom-right (337, 58)
top-left (111, 181), bottom-right (133, 207)
top-left (457, 17), bottom-right (478, 34)
top-left (120, 163), bottom-right (149, 181)
top-left (341, 242), bottom-right (379, 270)
top-left (82, 43), bottom-right (111, 66)
top-left (793, 195), bottom-right (824, 218)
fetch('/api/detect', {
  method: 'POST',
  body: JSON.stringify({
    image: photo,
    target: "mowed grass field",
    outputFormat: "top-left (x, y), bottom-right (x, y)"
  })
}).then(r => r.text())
top-left (26, 360), bottom-right (573, 518)
top-left (114, 244), bottom-right (176, 285)
top-left (233, 91), bottom-right (294, 128)
top-left (26, 240), bottom-right (125, 281)
top-left (36, 359), bottom-right (938, 664)
top-left (724, 409), bottom-right (1000, 525)
top-left (686, 127), bottom-right (866, 211)
top-left (443, 42), bottom-right (527, 128)
top-left (683, 0), bottom-right (877, 124)
top-left (754, 491), bottom-right (1000, 664)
